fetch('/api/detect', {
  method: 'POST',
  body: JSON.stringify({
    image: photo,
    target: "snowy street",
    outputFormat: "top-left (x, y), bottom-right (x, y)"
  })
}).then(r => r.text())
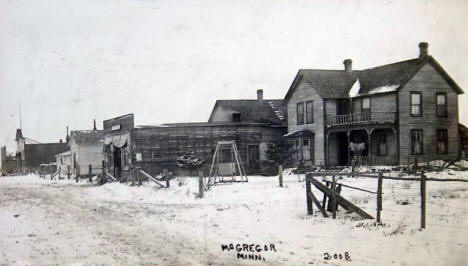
top-left (1, 171), bottom-right (468, 265)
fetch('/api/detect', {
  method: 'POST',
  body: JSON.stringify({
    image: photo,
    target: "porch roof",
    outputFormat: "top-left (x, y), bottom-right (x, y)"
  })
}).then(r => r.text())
top-left (283, 130), bottom-right (314, 138)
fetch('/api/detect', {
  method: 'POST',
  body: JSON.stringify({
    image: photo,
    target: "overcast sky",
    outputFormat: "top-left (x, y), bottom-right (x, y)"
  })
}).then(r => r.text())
top-left (1, 0), bottom-right (467, 151)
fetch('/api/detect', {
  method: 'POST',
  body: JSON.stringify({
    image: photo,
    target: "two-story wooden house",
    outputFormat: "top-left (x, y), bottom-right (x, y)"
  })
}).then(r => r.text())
top-left (284, 43), bottom-right (463, 168)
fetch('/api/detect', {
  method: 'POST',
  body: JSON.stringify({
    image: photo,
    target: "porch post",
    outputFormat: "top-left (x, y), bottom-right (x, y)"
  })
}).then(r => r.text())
top-left (366, 128), bottom-right (372, 166)
top-left (324, 133), bottom-right (328, 169)
top-left (368, 128), bottom-right (374, 157)
top-left (391, 127), bottom-right (398, 164)
top-left (346, 131), bottom-right (351, 166)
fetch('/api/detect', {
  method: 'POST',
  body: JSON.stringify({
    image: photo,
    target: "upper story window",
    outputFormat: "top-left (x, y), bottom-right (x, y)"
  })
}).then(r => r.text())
top-left (411, 129), bottom-right (423, 155)
top-left (437, 129), bottom-right (448, 154)
top-left (297, 102), bottom-right (304, 125)
top-left (361, 97), bottom-right (371, 112)
top-left (410, 92), bottom-right (422, 117)
top-left (306, 101), bottom-right (314, 124)
top-left (436, 93), bottom-right (447, 117)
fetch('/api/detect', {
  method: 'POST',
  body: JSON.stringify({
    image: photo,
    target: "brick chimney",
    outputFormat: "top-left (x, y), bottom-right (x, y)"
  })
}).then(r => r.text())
top-left (419, 42), bottom-right (429, 58)
top-left (257, 89), bottom-right (263, 101)
top-left (343, 59), bottom-right (352, 72)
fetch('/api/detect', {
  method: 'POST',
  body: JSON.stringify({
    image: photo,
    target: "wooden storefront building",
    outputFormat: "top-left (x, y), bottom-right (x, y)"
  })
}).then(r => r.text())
top-left (103, 91), bottom-right (287, 179)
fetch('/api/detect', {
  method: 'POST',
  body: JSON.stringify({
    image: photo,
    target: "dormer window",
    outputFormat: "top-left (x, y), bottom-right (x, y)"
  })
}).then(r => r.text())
top-left (232, 113), bottom-right (241, 122)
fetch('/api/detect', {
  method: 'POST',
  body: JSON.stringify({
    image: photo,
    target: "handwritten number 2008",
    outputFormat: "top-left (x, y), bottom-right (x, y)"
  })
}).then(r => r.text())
top-left (324, 252), bottom-right (350, 261)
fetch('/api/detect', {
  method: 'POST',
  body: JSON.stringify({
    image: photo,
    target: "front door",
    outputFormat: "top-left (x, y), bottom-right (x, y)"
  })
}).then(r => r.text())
top-left (302, 139), bottom-right (311, 161)
top-left (248, 145), bottom-right (260, 170)
top-left (301, 137), bottom-right (314, 164)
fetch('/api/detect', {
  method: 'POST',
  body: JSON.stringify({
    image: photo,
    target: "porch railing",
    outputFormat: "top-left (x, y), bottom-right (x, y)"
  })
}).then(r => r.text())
top-left (351, 155), bottom-right (398, 166)
top-left (326, 112), bottom-right (396, 127)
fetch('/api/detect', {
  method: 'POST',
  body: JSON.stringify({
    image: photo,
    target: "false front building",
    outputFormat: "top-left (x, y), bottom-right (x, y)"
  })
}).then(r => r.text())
top-left (102, 90), bottom-right (287, 179)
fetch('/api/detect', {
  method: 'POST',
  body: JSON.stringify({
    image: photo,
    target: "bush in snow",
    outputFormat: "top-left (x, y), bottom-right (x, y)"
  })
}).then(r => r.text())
top-left (265, 139), bottom-right (293, 166)
top-left (176, 151), bottom-right (205, 171)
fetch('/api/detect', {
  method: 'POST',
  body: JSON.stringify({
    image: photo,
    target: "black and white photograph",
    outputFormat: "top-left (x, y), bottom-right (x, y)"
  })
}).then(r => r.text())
top-left (1, 0), bottom-right (467, 265)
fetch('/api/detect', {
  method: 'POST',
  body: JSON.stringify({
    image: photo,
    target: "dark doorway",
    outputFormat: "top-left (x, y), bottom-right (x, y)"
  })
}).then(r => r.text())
top-left (337, 99), bottom-right (350, 115)
top-left (336, 132), bottom-right (349, 166)
top-left (113, 146), bottom-right (122, 180)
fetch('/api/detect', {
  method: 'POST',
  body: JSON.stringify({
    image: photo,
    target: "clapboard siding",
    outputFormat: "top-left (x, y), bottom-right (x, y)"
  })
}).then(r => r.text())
top-left (287, 78), bottom-right (325, 166)
top-left (69, 139), bottom-right (104, 176)
top-left (350, 93), bottom-right (397, 113)
top-left (398, 63), bottom-right (460, 163)
top-left (77, 144), bottom-right (104, 174)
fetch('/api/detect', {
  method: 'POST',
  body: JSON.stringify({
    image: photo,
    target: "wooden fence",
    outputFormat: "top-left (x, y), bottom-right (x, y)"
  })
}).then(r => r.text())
top-left (305, 171), bottom-right (468, 229)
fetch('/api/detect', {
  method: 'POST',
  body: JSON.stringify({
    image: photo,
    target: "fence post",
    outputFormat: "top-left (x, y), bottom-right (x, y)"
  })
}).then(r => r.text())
top-left (130, 166), bottom-right (135, 186)
top-left (75, 166), bottom-right (80, 183)
top-left (67, 165), bottom-right (70, 179)
top-left (322, 181), bottom-right (329, 208)
top-left (377, 171), bottom-right (383, 223)
top-left (101, 161), bottom-right (105, 185)
top-left (88, 164), bottom-right (92, 182)
top-left (138, 169), bottom-right (142, 186)
top-left (198, 170), bottom-right (204, 198)
top-left (165, 172), bottom-right (170, 188)
top-left (336, 184), bottom-right (341, 211)
top-left (332, 175), bottom-right (337, 219)
top-left (279, 165), bottom-right (283, 187)
top-left (305, 174), bottom-right (313, 215)
top-left (421, 171), bottom-right (426, 229)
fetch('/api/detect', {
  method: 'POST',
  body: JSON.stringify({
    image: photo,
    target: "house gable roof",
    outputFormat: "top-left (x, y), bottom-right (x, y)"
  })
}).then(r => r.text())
top-left (284, 56), bottom-right (463, 102)
top-left (208, 99), bottom-right (287, 125)
top-left (69, 130), bottom-right (104, 146)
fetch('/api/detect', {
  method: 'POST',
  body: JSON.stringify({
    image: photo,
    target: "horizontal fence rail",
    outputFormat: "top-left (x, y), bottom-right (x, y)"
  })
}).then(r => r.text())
top-left (326, 111), bottom-right (396, 127)
top-left (352, 155), bottom-right (398, 166)
top-left (307, 171), bottom-right (468, 182)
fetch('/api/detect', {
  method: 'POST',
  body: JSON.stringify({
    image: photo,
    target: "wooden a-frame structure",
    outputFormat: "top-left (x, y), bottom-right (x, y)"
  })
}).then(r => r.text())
top-left (206, 141), bottom-right (248, 189)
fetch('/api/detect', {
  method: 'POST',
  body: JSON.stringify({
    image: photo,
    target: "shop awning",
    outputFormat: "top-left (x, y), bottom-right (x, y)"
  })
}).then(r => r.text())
top-left (104, 133), bottom-right (130, 148)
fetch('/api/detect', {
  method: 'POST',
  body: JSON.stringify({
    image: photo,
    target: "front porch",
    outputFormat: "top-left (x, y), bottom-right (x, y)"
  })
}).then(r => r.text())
top-left (327, 127), bottom-right (398, 167)
top-left (284, 130), bottom-right (315, 166)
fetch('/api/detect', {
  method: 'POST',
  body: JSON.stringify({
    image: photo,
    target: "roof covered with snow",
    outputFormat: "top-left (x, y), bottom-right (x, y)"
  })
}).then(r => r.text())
top-left (54, 150), bottom-right (71, 157)
top-left (284, 56), bottom-right (464, 101)
top-left (208, 99), bottom-right (287, 125)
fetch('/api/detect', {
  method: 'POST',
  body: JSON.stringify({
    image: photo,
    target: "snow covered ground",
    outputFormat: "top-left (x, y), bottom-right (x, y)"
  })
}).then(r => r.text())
top-left (1, 170), bottom-right (468, 265)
